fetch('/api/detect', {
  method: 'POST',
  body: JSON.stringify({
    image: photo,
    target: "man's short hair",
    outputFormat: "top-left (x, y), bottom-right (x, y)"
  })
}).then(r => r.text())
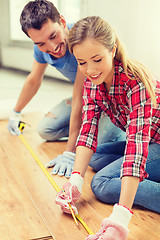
top-left (20, 0), bottom-right (61, 37)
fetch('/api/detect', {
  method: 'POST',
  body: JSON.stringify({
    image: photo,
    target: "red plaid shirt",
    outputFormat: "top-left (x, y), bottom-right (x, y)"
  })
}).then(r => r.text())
top-left (77, 60), bottom-right (160, 181)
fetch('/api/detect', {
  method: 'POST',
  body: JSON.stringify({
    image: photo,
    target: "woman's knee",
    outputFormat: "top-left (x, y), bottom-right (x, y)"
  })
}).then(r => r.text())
top-left (91, 174), bottom-right (112, 203)
top-left (89, 154), bottom-right (112, 172)
top-left (89, 154), bottom-right (101, 171)
top-left (91, 174), bottom-right (120, 204)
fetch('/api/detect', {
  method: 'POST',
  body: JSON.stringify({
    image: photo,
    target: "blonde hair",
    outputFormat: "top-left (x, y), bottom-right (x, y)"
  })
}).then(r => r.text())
top-left (69, 16), bottom-right (156, 106)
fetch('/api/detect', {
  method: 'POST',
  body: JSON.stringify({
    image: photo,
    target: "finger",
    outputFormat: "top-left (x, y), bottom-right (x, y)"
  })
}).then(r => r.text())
top-left (61, 205), bottom-right (72, 214)
top-left (46, 159), bottom-right (57, 168)
top-left (55, 195), bottom-right (70, 209)
top-left (51, 162), bottom-right (61, 175)
top-left (85, 228), bottom-right (104, 240)
top-left (9, 128), bottom-right (21, 135)
top-left (9, 129), bottom-right (16, 135)
top-left (65, 165), bottom-right (73, 178)
top-left (15, 129), bottom-right (21, 135)
top-left (61, 204), bottom-right (78, 215)
top-left (85, 234), bottom-right (98, 240)
top-left (58, 164), bottom-right (67, 176)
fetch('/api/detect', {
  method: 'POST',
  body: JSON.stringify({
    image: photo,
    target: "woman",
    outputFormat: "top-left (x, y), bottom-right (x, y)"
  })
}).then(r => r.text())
top-left (55, 16), bottom-right (160, 239)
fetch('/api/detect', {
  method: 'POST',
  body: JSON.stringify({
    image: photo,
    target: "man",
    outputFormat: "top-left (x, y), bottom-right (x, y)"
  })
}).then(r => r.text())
top-left (8, 0), bottom-right (125, 178)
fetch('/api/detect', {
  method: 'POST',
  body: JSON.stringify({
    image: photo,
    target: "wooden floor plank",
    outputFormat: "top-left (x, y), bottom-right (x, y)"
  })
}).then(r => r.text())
top-left (1, 120), bottom-right (102, 239)
top-left (1, 112), bottom-right (160, 240)
top-left (0, 145), bottom-right (51, 240)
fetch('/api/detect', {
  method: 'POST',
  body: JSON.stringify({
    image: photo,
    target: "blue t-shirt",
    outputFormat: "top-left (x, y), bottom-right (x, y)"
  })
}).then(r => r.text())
top-left (33, 23), bottom-right (77, 83)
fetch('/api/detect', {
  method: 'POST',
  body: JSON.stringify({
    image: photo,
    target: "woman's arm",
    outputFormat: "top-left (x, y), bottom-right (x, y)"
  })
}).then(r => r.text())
top-left (119, 81), bottom-right (152, 209)
top-left (119, 176), bottom-right (140, 209)
top-left (65, 67), bottom-right (85, 153)
top-left (73, 145), bottom-right (94, 177)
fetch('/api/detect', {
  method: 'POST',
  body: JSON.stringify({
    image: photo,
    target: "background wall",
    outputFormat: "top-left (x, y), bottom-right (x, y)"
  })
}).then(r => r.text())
top-left (83, 0), bottom-right (160, 76)
top-left (0, 0), bottom-right (160, 79)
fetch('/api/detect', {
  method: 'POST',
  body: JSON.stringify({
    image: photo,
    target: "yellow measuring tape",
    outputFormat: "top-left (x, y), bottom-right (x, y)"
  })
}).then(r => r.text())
top-left (18, 123), bottom-right (94, 235)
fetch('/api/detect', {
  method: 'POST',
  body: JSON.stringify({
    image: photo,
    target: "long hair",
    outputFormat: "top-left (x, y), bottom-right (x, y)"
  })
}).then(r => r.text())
top-left (20, 0), bottom-right (60, 37)
top-left (69, 16), bottom-right (156, 106)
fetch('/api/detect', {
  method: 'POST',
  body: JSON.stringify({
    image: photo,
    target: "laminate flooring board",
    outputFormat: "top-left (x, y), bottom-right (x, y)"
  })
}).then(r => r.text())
top-left (1, 112), bottom-right (160, 240)
top-left (0, 145), bottom-right (52, 240)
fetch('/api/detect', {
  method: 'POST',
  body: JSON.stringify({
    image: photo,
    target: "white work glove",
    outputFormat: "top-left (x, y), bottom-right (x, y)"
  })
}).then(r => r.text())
top-left (8, 110), bottom-right (21, 135)
top-left (86, 204), bottom-right (133, 240)
top-left (46, 151), bottom-right (75, 178)
top-left (55, 172), bottom-right (83, 215)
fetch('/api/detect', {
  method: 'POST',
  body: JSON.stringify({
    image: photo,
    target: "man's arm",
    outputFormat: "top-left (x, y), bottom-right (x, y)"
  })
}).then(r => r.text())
top-left (14, 59), bottom-right (48, 112)
top-left (8, 59), bottom-right (48, 135)
top-left (65, 67), bottom-right (85, 152)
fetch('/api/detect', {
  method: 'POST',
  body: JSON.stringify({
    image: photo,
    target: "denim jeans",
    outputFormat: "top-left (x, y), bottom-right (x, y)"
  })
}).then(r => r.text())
top-left (38, 98), bottom-right (71, 141)
top-left (37, 97), bottom-right (126, 143)
top-left (90, 141), bottom-right (160, 213)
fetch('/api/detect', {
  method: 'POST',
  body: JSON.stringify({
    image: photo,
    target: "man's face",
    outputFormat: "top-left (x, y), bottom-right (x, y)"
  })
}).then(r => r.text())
top-left (27, 16), bottom-right (69, 58)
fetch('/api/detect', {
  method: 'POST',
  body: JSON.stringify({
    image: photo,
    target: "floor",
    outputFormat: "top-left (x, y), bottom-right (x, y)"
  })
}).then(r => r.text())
top-left (0, 67), bottom-right (73, 119)
top-left (0, 68), bottom-right (160, 240)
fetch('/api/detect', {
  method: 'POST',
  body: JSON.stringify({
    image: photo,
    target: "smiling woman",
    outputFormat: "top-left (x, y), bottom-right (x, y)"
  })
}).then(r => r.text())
top-left (72, 38), bottom-right (116, 90)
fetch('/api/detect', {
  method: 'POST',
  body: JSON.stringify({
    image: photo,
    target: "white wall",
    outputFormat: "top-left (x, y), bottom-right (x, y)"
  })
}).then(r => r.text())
top-left (1, 0), bottom-right (160, 77)
top-left (1, 46), bottom-right (69, 81)
top-left (82, 0), bottom-right (160, 76)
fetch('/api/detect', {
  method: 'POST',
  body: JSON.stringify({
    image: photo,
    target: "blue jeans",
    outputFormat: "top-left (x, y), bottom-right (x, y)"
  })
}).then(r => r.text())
top-left (90, 141), bottom-right (160, 213)
top-left (37, 97), bottom-right (126, 143)
top-left (38, 98), bottom-right (71, 141)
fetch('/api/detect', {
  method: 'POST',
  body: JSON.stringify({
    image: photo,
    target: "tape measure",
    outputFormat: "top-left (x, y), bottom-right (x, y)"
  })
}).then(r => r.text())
top-left (18, 122), bottom-right (94, 235)
top-left (18, 121), bottom-right (25, 132)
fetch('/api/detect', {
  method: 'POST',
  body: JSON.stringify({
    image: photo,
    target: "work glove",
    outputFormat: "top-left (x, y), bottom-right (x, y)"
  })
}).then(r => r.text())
top-left (55, 172), bottom-right (83, 215)
top-left (86, 204), bottom-right (133, 240)
top-left (8, 110), bottom-right (21, 135)
top-left (46, 151), bottom-right (75, 178)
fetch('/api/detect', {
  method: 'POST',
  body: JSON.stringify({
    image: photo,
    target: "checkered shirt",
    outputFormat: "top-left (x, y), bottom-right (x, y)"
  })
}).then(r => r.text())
top-left (76, 60), bottom-right (160, 181)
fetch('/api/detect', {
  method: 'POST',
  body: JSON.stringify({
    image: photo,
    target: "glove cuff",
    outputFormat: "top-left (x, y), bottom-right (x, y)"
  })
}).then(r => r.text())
top-left (10, 109), bottom-right (21, 121)
top-left (69, 172), bottom-right (83, 193)
top-left (108, 204), bottom-right (133, 229)
top-left (63, 151), bottom-right (75, 159)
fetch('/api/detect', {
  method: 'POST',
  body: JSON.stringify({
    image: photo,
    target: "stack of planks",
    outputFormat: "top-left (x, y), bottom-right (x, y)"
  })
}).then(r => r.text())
top-left (0, 112), bottom-right (159, 240)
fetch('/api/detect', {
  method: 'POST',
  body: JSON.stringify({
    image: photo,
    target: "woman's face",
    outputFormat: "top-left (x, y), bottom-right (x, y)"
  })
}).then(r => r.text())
top-left (73, 38), bottom-right (116, 89)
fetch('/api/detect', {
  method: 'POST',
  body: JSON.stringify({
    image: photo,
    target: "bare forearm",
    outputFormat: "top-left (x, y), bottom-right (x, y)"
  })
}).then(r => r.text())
top-left (66, 131), bottom-right (81, 153)
top-left (119, 176), bottom-right (140, 209)
top-left (73, 146), bottom-right (94, 177)
top-left (66, 109), bottom-right (82, 152)
top-left (66, 67), bottom-right (85, 153)
top-left (14, 72), bottom-right (42, 112)
top-left (14, 81), bottom-right (40, 112)
top-left (14, 61), bottom-right (47, 112)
